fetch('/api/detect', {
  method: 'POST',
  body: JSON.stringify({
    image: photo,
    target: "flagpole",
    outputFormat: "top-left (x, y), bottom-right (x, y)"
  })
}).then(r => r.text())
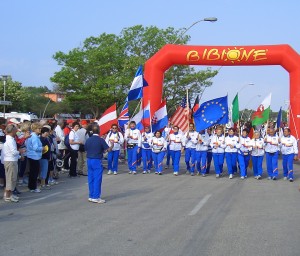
top-left (131, 98), bottom-right (142, 119)
top-left (149, 100), bottom-right (152, 133)
top-left (186, 88), bottom-right (189, 131)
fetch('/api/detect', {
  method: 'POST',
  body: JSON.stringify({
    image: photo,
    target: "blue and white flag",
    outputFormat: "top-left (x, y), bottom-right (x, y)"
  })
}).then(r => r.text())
top-left (152, 100), bottom-right (168, 132)
top-left (130, 102), bottom-right (150, 131)
top-left (193, 95), bottom-right (229, 132)
top-left (118, 102), bottom-right (129, 132)
top-left (127, 65), bottom-right (148, 101)
top-left (276, 107), bottom-right (282, 129)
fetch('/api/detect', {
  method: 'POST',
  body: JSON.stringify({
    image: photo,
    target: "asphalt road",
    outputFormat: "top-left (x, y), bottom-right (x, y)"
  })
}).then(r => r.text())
top-left (1, 158), bottom-right (300, 256)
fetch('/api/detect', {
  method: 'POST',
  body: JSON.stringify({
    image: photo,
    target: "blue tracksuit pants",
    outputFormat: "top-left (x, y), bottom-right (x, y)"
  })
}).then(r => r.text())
top-left (212, 153), bottom-right (224, 175)
top-left (266, 152), bottom-right (279, 178)
top-left (142, 148), bottom-right (152, 171)
top-left (252, 155), bottom-right (264, 177)
top-left (225, 152), bottom-right (238, 175)
top-left (282, 153), bottom-right (295, 179)
top-left (196, 151), bottom-right (207, 174)
top-left (152, 151), bottom-right (165, 173)
top-left (87, 158), bottom-right (103, 199)
top-left (107, 150), bottom-right (120, 172)
top-left (166, 145), bottom-right (171, 166)
top-left (170, 150), bottom-right (181, 173)
top-left (238, 153), bottom-right (251, 177)
top-left (127, 146), bottom-right (139, 171)
top-left (185, 148), bottom-right (196, 173)
top-left (206, 151), bottom-right (212, 174)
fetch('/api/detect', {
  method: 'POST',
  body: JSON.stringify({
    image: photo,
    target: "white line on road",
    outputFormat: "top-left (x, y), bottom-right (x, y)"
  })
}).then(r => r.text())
top-left (24, 192), bottom-right (62, 205)
top-left (188, 194), bottom-right (212, 216)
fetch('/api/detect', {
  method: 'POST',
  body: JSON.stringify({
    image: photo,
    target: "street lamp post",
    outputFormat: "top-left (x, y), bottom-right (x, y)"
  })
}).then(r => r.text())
top-left (238, 82), bottom-right (254, 94)
top-left (1, 75), bottom-right (9, 119)
top-left (172, 17), bottom-right (217, 44)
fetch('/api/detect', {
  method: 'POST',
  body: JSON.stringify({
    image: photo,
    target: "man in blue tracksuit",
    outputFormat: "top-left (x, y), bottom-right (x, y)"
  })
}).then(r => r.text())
top-left (124, 121), bottom-right (142, 174)
top-left (196, 130), bottom-right (210, 176)
top-left (85, 124), bottom-right (113, 204)
top-left (141, 126), bottom-right (153, 174)
top-left (264, 127), bottom-right (280, 180)
top-left (280, 127), bottom-right (298, 182)
top-left (184, 123), bottom-right (198, 176)
top-left (237, 128), bottom-right (252, 179)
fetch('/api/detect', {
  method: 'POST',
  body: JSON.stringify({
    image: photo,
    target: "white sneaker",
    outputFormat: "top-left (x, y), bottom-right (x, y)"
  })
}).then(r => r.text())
top-left (174, 172), bottom-right (178, 176)
top-left (107, 170), bottom-right (112, 175)
top-left (155, 171), bottom-right (158, 174)
top-left (88, 198), bottom-right (93, 202)
top-left (133, 171), bottom-right (137, 175)
top-left (30, 188), bottom-right (41, 193)
top-left (241, 176), bottom-right (245, 180)
top-left (91, 198), bottom-right (106, 204)
top-left (11, 194), bottom-right (19, 200)
top-left (142, 171), bottom-right (147, 174)
top-left (147, 170), bottom-right (151, 174)
top-left (257, 175), bottom-right (262, 180)
top-left (128, 171), bottom-right (132, 174)
top-left (113, 171), bottom-right (117, 175)
top-left (9, 196), bottom-right (19, 203)
top-left (202, 174), bottom-right (206, 177)
top-left (229, 174), bottom-right (233, 179)
top-left (216, 174), bottom-right (220, 178)
top-left (289, 178), bottom-right (294, 182)
top-left (283, 177), bottom-right (288, 181)
top-left (267, 176), bottom-right (272, 180)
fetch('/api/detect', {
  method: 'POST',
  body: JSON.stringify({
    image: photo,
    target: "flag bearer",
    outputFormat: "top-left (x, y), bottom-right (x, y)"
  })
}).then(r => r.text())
top-left (210, 126), bottom-right (226, 178)
top-left (141, 126), bottom-right (153, 174)
top-left (251, 131), bottom-right (265, 180)
top-left (225, 128), bottom-right (239, 179)
top-left (105, 124), bottom-right (124, 175)
top-left (184, 123), bottom-right (198, 176)
top-left (280, 127), bottom-right (298, 182)
top-left (264, 127), bottom-right (280, 180)
top-left (169, 126), bottom-right (185, 176)
top-left (196, 130), bottom-right (210, 176)
top-left (124, 121), bottom-right (142, 174)
top-left (150, 131), bottom-right (167, 175)
top-left (206, 128), bottom-right (213, 174)
top-left (237, 128), bottom-right (252, 179)
top-left (163, 122), bottom-right (173, 169)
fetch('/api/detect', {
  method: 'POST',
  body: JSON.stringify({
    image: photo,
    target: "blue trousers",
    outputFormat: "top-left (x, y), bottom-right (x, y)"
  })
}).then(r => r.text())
top-left (252, 155), bottom-right (264, 177)
top-left (266, 152), bottom-right (279, 178)
top-left (196, 151), bottom-right (207, 174)
top-left (170, 150), bottom-right (181, 172)
top-left (87, 158), bottom-right (103, 199)
top-left (137, 150), bottom-right (142, 166)
top-left (206, 151), bottom-right (212, 173)
top-left (107, 150), bottom-right (120, 172)
top-left (127, 146), bottom-right (139, 171)
top-left (142, 149), bottom-right (152, 171)
top-left (152, 151), bottom-right (165, 173)
top-left (166, 145), bottom-right (171, 166)
top-left (238, 154), bottom-right (250, 177)
top-left (225, 152), bottom-right (238, 175)
top-left (185, 148), bottom-right (196, 173)
top-left (282, 154), bottom-right (295, 179)
top-left (212, 153), bottom-right (224, 175)
top-left (39, 159), bottom-right (49, 179)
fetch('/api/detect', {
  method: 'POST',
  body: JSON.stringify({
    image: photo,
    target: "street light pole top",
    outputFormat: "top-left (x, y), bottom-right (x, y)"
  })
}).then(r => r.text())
top-left (203, 17), bottom-right (218, 22)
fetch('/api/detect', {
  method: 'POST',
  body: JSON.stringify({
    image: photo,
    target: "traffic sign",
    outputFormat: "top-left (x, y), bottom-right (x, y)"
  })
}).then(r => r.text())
top-left (0, 101), bottom-right (12, 105)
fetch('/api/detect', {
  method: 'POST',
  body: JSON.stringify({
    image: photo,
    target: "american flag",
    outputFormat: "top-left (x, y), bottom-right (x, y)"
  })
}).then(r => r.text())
top-left (170, 97), bottom-right (192, 132)
top-left (118, 102), bottom-right (129, 132)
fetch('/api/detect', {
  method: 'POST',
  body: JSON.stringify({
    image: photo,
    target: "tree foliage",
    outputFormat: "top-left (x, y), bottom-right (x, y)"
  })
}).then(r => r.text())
top-left (51, 25), bottom-right (219, 117)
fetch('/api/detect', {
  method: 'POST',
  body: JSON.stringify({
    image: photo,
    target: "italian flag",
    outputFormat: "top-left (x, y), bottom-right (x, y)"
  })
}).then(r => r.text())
top-left (251, 93), bottom-right (272, 126)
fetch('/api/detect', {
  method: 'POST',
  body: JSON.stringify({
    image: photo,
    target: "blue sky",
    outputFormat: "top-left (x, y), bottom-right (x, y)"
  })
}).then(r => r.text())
top-left (0, 0), bottom-right (299, 112)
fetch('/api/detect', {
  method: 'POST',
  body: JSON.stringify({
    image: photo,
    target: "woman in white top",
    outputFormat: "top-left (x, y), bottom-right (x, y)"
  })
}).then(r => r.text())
top-left (150, 131), bottom-right (167, 175)
top-left (225, 128), bottom-right (239, 179)
top-left (69, 122), bottom-right (82, 177)
top-left (251, 131), bottom-right (265, 179)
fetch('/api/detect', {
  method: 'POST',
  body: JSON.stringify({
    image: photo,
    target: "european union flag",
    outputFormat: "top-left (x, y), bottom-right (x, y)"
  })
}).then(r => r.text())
top-left (193, 95), bottom-right (229, 132)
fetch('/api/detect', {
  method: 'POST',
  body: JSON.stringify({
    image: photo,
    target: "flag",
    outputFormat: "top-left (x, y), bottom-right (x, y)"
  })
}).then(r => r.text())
top-left (118, 102), bottom-right (129, 132)
top-left (193, 95), bottom-right (229, 132)
top-left (192, 95), bottom-right (200, 113)
top-left (129, 102), bottom-right (150, 131)
top-left (152, 100), bottom-right (168, 132)
top-left (251, 93), bottom-right (272, 126)
top-left (232, 93), bottom-right (239, 123)
top-left (98, 103), bottom-right (117, 136)
top-left (276, 107), bottom-right (282, 129)
top-left (170, 97), bottom-right (190, 132)
top-left (126, 65), bottom-right (148, 101)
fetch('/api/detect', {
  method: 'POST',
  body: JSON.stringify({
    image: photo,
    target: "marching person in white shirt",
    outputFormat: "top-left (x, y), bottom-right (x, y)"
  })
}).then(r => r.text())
top-left (124, 121), bottom-right (142, 174)
top-left (210, 126), bottom-right (226, 178)
top-left (251, 131), bottom-right (265, 180)
top-left (280, 127), bottom-right (298, 182)
top-left (150, 130), bottom-right (167, 175)
top-left (184, 123), bottom-right (198, 176)
top-left (196, 130), bottom-right (210, 176)
top-left (264, 127), bottom-right (280, 180)
top-left (225, 128), bottom-right (239, 179)
top-left (237, 128), bottom-right (252, 179)
top-left (105, 124), bottom-right (124, 175)
top-left (169, 126), bottom-right (185, 176)
top-left (141, 126), bottom-right (153, 174)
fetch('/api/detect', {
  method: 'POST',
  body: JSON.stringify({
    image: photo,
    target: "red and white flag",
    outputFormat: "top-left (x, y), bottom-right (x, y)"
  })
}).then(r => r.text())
top-left (170, 98), bottom-right (190, 133)
top-left (98, 103), bottom-right (117, 136)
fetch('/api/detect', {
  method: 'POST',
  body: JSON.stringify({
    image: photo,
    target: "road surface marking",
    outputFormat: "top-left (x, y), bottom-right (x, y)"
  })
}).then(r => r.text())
top-left (24, 192), bottom-right (62, 205)
top-left (188, 194), bottom-right (212, 216)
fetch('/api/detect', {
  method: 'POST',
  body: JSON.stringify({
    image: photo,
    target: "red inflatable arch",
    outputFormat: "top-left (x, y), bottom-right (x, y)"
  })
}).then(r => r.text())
top-left (143, 44), bottom-right (300, 138)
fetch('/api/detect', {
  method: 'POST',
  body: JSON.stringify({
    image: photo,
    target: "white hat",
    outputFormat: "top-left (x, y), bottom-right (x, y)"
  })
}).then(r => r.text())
top-left (8, 118), bottom-right (20, 124)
